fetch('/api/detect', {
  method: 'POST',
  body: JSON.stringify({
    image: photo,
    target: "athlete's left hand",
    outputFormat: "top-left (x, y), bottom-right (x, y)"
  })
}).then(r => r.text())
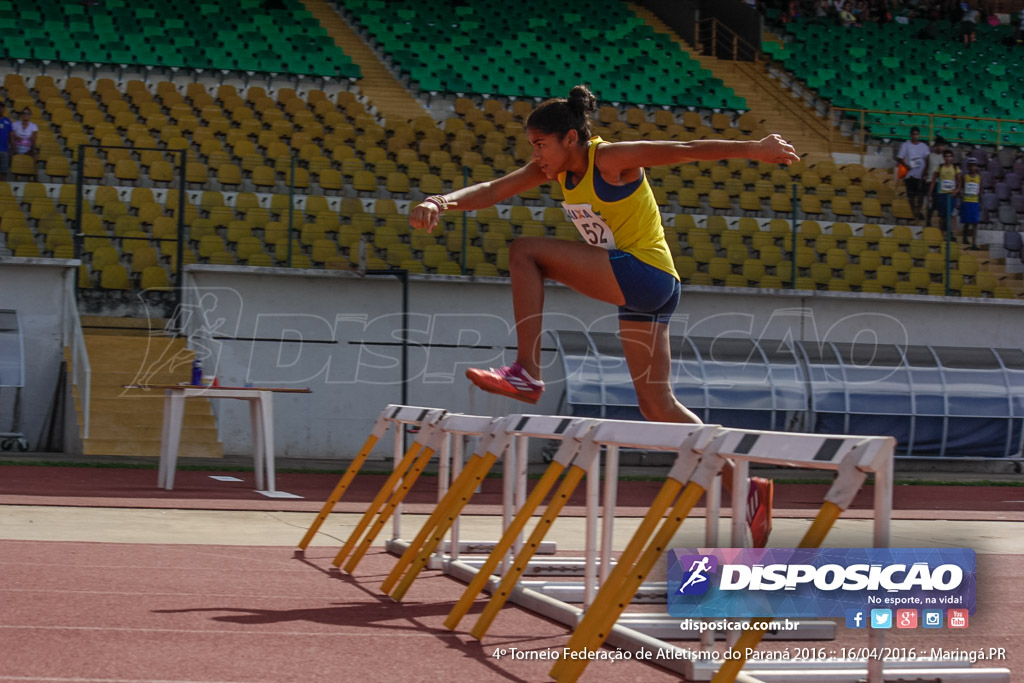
top-left (755, 134), bottom-right (800, 165)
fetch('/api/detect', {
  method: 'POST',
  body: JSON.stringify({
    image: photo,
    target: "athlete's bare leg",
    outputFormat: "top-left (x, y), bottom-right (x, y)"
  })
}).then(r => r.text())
top-left (508, 236), bottom-right (625, 379)
top-left (619, 319), bottom-right (772, 546)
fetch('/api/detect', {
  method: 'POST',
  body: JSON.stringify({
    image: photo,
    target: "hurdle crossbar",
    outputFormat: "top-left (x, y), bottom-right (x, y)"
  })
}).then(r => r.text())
top-left (342, 410), bottom-right (452, 572)
top-left (381, 413), bottom-right (507, 596)
top-left (391, 414), bottom-right (593, 602)
top-left (551, 426), bottom-right (726, 682)
top-left (298, 404), bottom-right (434, 550)
top-left (332, 408), bottom-right (447, 570)
top-left (444, 418), bottom-right (594, 631)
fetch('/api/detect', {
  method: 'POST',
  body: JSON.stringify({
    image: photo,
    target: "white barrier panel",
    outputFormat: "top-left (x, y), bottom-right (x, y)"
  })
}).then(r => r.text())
top-left (300, 406), bottom-right (1010, 683)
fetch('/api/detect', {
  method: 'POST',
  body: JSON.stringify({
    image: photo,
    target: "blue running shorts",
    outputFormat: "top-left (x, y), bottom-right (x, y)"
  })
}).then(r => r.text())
top-left (607, 250), bottom-right (681, 324)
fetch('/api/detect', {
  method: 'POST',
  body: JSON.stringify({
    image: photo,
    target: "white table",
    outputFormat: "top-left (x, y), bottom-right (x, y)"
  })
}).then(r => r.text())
top-left (130, 385), bottom-right (311, 492)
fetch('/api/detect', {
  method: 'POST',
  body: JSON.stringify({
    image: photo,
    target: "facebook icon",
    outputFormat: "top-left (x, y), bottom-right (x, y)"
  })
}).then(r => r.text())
top-left (845, 609), bottom-right (867, 629)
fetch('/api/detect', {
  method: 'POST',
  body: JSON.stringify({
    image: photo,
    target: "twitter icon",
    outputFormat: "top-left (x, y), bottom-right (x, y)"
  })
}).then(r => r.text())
top-left (870, 609), bottom-right (892, 629)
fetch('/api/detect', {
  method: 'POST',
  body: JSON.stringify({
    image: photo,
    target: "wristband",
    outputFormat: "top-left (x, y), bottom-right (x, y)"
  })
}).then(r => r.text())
top-left (424, 195), bottom-right (452, 212)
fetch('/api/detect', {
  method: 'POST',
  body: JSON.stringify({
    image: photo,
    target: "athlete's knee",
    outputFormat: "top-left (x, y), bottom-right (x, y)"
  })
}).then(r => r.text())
top-left (509, 237), bottom-right (547, 268)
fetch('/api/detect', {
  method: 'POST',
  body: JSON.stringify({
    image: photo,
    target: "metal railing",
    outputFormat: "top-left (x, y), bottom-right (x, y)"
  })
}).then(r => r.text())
top-left (63, 267), bottom-right (91, 439)
top-left (696, 17), bottom-right (762, 63)
top-left (829, 107), bottom-right (1024, 153)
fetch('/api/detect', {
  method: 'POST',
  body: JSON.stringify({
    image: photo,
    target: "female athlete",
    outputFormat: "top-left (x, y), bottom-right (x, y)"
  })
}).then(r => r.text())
top-left (409, 85), bottom-right (799, 546)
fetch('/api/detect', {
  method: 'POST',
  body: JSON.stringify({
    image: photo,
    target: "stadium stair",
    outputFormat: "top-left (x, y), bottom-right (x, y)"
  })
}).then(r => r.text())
top-left (628, 3), bottom-right (858, 164)
top-left (75, 317), bottom-right (222, 459)
top-left (299, 0), bottom-right (430, 121)
top-left (978, 255), bottom-right (1024, 296)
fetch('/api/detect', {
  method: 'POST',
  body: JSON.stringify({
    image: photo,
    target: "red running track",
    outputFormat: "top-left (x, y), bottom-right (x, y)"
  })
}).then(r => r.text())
top-left (1, 465), bottom-right (1023, 521)
top-left (0, 541), bottom-right (1021, 682)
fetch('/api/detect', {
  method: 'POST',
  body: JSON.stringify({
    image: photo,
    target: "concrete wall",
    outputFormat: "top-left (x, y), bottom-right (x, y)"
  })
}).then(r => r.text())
top-left (182, 265), bottom-right (1024, 461)
top-left (4, 258), bottom-right (1022, 460)
top-left (0, 259), bottom-right (75, 452)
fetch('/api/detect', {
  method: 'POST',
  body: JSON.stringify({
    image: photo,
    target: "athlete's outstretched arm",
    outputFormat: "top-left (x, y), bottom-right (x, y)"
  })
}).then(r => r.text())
top-left (409, 162), bottom-right (547, 232)
top-left (596, 134), bottom-right (799, 180)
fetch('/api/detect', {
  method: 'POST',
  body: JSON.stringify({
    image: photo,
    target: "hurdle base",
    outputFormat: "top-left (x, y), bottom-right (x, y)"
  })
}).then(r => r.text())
top-left (439, 539), bottom-right (557, 556)
top-left (442, 555), bottom-right (607, 576)
top-left (384, 538), bottom-right (556, 559)
top-left (441, 559), bottom-right (1010, 682)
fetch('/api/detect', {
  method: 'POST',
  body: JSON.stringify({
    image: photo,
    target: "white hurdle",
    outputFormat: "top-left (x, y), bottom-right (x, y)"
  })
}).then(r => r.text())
top-left (301, 407), bottom-right (1010, 682)
top-left (696, 428), bottom-right (1008, 683)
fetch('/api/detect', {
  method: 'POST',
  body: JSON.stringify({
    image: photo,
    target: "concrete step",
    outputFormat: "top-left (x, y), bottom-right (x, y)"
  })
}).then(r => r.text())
top-left (74, 330), bottom-right (222, 459)
top-left (626, 5), bottom-right (863, 160)
top-left (81, 411), bottom-right (216, 430)
top-left (81, 316), bottom-right (171, 336)
top-left (83, 439), bottom-right (223, 458)
top-left (85, 422), bottom-right (219, 442)
top-left (298, 0), bottom-right (429, 122)
top-left (89, 396), bottom-right (212, 415)
top-left (88, 372), bottom-right (193, 388)
top-left (84, 335), bottom-right (184, 349)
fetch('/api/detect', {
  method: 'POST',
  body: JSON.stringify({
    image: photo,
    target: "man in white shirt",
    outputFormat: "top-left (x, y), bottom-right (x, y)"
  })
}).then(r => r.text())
top-left (897, 126), bottom-right (930, 219)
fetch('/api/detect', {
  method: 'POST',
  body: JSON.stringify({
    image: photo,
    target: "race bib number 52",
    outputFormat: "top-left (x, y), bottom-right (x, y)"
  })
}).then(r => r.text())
top-left (561, 202), bottom-right (616, 249)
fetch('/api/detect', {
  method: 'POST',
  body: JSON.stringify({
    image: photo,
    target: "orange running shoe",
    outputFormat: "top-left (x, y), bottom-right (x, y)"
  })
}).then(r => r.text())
top-left (465, 362), bottom-right (544, 404)
top-left (746, 477), bottom-right (774, 548)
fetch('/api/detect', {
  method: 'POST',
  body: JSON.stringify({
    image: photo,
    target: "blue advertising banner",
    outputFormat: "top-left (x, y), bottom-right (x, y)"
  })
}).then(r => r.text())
top-left (666, 548), bottom-right (975, 619)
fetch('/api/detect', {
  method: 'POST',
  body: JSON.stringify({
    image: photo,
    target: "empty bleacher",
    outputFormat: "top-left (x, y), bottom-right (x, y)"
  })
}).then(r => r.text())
top-left (1, 0), bottom-right (1021, 299)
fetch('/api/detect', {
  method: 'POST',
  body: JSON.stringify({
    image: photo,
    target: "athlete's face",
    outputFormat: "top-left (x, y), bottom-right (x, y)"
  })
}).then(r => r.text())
top-left (527, 129), bottom-right (578, 179)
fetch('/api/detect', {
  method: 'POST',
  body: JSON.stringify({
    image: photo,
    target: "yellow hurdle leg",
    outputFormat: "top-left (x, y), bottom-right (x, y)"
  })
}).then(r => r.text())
top-left (444, 461), bottom-right (566, 631)
top-left (711, 501), bottom-right (843, 683)
top-left (298, 433), bottom-right (379, 550)
top-left (343, 444), bottom-right (437, 573)
top-left (380, 453), bottom-right (488, 595)
top-left (469, 464), bottom-right (587, 640)
top-left (548, 476), bottom-right (683, 679)
top-left (390, 452), bottom-right (499, 602)
top-left (332, 442), bottom-right (423, 568)
top-left (554, 482), bottom-right (706, 683)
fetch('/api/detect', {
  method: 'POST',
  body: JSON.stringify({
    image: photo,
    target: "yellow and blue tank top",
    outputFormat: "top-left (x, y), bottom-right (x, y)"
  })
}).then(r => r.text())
top-left (558, 137), bottom-right (678, 280)
top-left (936, 164), bottom-right (959, 194)
top-left (963, 173), bottom-right (981, 203)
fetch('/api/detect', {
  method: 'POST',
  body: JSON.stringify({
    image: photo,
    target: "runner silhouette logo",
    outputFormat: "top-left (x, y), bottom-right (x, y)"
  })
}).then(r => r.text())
top-left (677, 554), bottom-right (718, 596)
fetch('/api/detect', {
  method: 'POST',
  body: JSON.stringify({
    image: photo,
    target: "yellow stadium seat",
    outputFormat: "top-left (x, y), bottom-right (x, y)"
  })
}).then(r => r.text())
top-left (891, 251), bottom-right (912, 272)
top-left (217, 164), bottom-right (242, 188)
top-left (99, 264), bottom-right (130, 290)
top-left (251, 166), bottom-right (276, 190)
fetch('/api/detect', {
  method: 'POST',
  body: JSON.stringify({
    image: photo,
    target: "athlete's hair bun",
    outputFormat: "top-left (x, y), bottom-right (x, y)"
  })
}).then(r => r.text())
top-left (567, 85), bottom-right (597, 117)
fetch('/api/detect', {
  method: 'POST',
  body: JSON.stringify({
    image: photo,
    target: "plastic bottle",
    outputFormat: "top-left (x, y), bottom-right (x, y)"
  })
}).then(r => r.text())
top-left (191, 359), bottom-right (202, 386)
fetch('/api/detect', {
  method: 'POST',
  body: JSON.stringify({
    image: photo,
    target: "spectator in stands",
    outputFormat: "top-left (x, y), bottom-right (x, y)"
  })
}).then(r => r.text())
top-left (839, 1), bottom-right (858, 25)
top-left (410, 85), bottom-right (799, 547)
top-left (925, 135), bottom-right (948, 226)
top-left (960, 157), bottom-right (981, 248)
top-left (11, 108), bottom-right (38, 161)
top-left (929, 149), bottom-right (961, 231)
top-left (897, 126), bottom-right (930, 218)
top-left (960, 1), bottom-right (979, 47)
top-left (813, 0), bottom-right (833, 21)
top-left (0, 104), bottom-right (11, 182)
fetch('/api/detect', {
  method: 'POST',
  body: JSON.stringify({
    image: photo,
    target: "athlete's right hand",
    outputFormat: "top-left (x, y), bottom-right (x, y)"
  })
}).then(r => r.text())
top-left (409, 201), bottom-right (441, 233)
